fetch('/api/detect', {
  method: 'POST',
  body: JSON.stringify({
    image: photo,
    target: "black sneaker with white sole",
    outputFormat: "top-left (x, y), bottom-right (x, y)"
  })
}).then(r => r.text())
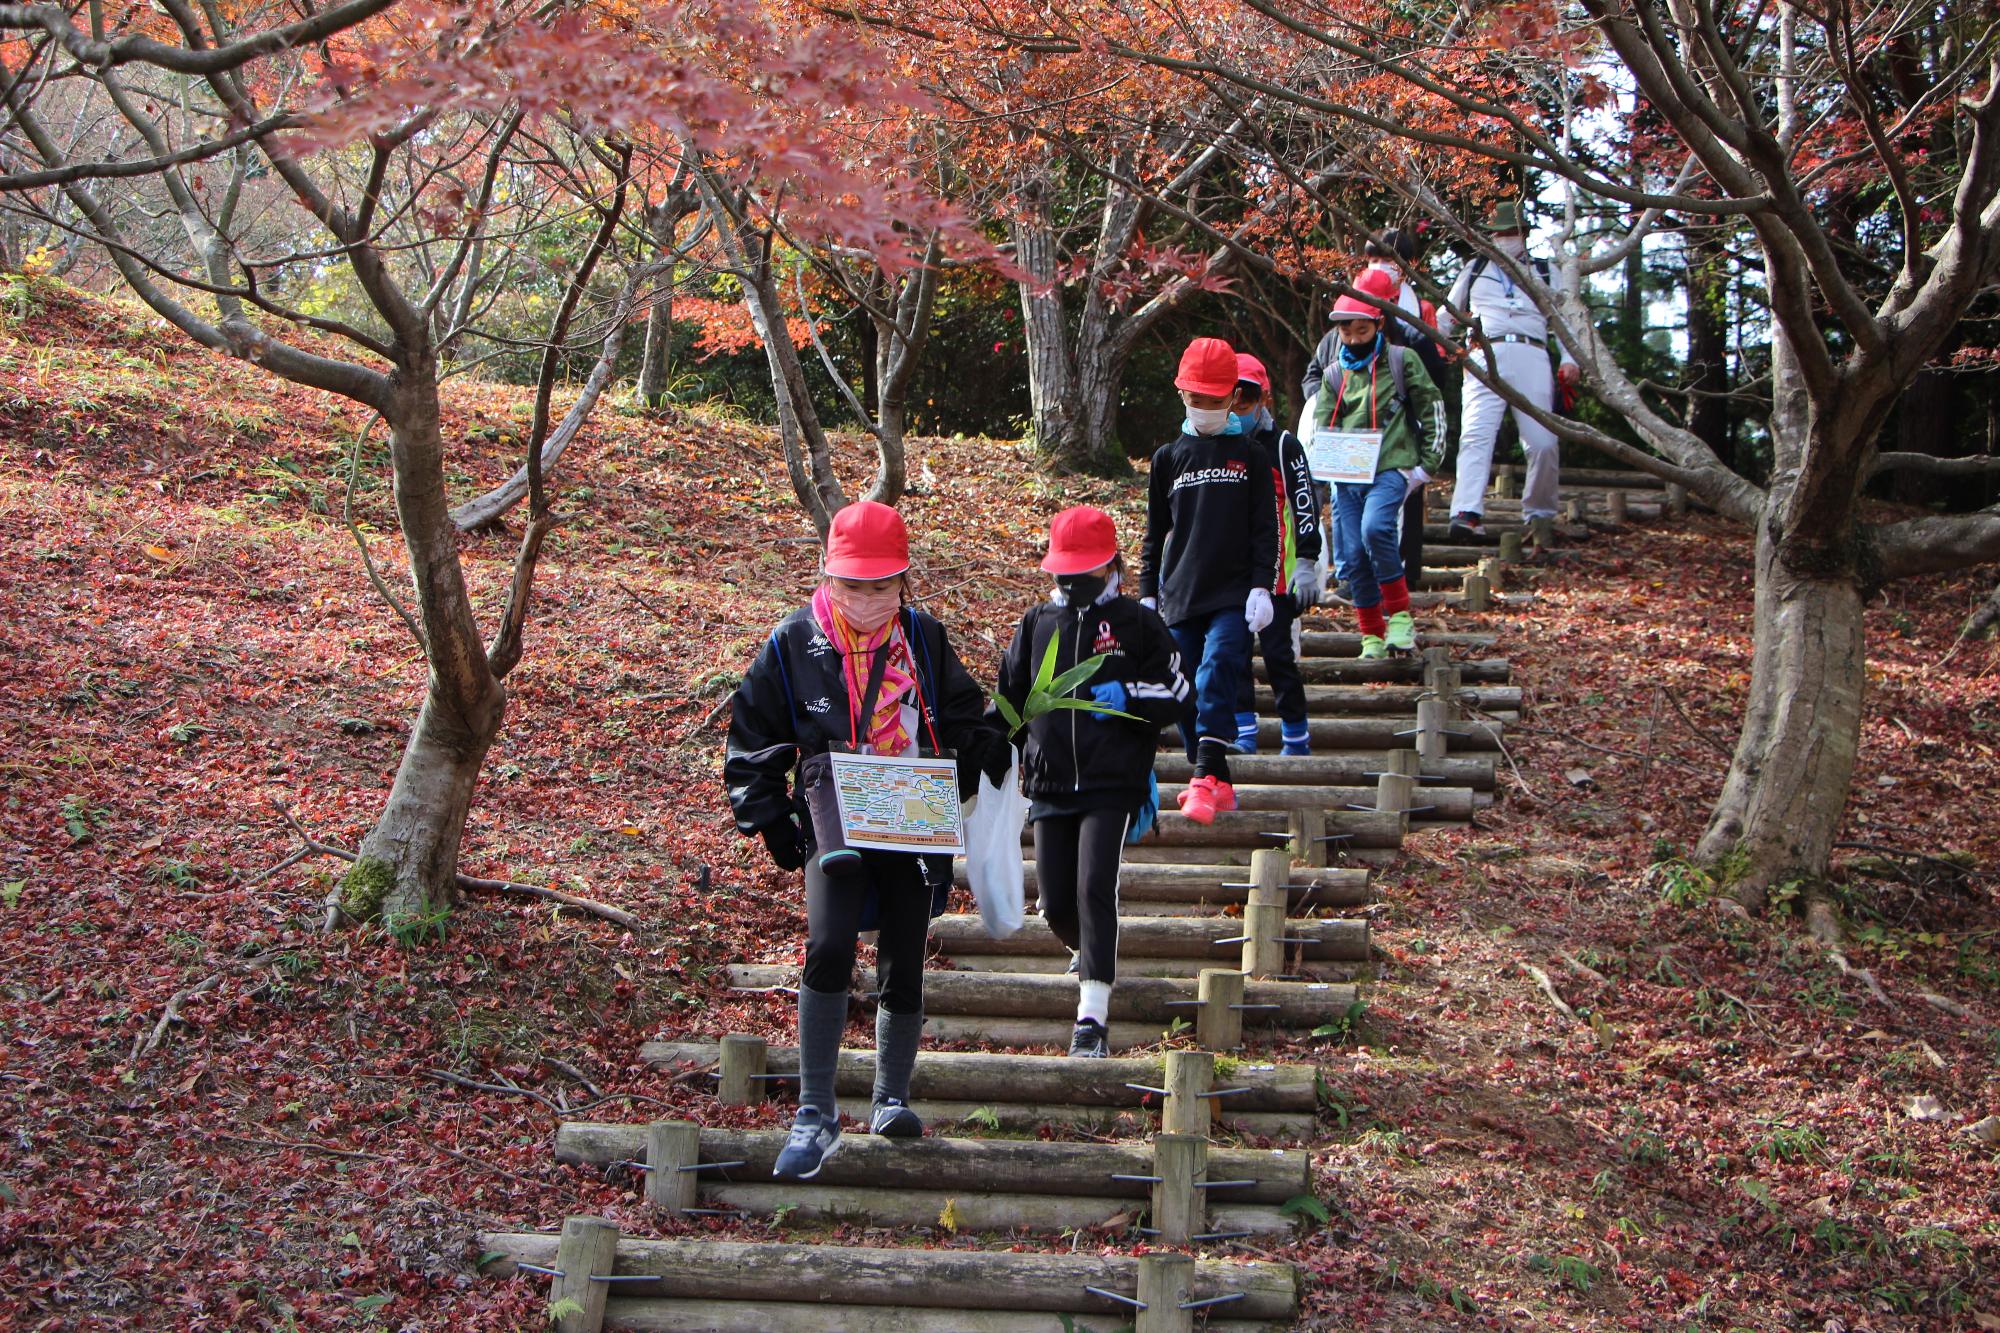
top-left (870, 1097), bottom-right (925, 1139)
top-left (1447, 511), bottom-right (1486, 542)
top-left (1068, 1018), bottom-right (1110, 1059)
top-left (772, 1106), bottom-right (842, 1179)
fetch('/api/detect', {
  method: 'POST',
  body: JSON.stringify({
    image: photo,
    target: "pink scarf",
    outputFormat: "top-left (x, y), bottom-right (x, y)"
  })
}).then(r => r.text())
top-left (811, 585), bottom-right (918, 755)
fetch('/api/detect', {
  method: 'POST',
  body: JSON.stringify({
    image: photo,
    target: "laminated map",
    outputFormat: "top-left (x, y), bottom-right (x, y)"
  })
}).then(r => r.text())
top-left (829, 750), bottom-right (966, 854)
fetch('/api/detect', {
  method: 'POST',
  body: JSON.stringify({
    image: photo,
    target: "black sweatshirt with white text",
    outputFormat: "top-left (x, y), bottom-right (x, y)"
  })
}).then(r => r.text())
top-left (1137, 429), bottom-right (1280, 627)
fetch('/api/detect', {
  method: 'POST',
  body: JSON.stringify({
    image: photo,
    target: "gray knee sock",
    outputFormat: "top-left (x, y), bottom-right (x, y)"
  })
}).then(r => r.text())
top-left (796, 984), bottom-right (849, 1120)
top-left (872, 1005), bottom-right (925, 1106)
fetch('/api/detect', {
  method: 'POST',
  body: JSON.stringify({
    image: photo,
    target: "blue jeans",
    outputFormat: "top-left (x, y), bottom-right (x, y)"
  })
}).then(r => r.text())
top-left (1333, 471), bottom-right (1410, 609)
top-left (1170, 607), bottom-right (1250, 762)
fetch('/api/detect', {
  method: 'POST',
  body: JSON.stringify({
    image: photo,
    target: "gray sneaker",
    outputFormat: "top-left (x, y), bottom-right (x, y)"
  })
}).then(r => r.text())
top-left (1069, 1019), bottom-right (1110, 1059)
top-left (870, 1097), bottom-right (924, 1139)
top-left (772, 1107), bottom-right (842, 1179)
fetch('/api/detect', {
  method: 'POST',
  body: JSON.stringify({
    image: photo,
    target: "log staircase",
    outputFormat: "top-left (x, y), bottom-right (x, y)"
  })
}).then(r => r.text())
top-left (477, 469), bottom-right (1673, 1330)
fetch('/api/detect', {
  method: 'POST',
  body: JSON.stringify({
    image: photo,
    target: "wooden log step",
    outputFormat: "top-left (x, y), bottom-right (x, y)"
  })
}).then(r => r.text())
top-left (710, 1184), bottom-right (1294, 1236)
top-left (1491, 462), bottom-right (1666, 488)
top-left (956, 859), bottom-right (1373, 908)
top-left (1255, 683), bottom-right (1521, 714)
top-left (555, 1124), bottom-right (1311, 1204)
top-left (476, 1235), bottom-right (1300, 1321)
top-left (941, 953), bottom-right (1370, 983)
top-left (1121, 845), bottom-right (1400, 869)
top-left (723, 965), bottom-right (1358, 1026)
top-left (901, 1099), bottom-right (1313, 1138)
top-left (1159, 782), bottom-right (1483, 818)
top-left (930, 913), bottom-right (1370, 961)
top-left (568, 1299), bottom-right (1281, 1332)
top-left (1253, 656), bottom-right (1511, 685)
top-left (638, 1042), bottom-right (1317, 1111)
top-left (1297, 629), bottom-right (1497, 656)
top-left (1135, 808), bottom-right (1405, 849)
top-left (1222, 715), bottom-right (1506, 750)
top-left (1155, 752), bottom-right (1496, 791)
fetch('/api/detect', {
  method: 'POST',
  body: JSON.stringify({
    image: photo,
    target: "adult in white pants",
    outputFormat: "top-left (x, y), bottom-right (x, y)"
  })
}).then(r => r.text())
top-left (1440, 202), bottom-right (1578, 536)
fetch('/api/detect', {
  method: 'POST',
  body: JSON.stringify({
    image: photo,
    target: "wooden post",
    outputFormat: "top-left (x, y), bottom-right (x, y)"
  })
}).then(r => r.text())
top-left (551, 1215), bottom-right (620, 1333)
top-left (1243, 849), bottom-right (1287, 977)
top-left (1195, 969), bottom-right (1244, 1051)
top-left (1151, 1133), bottom-right (1207, 1245)
top-left (716, 1034), bottom-right (767, 1106)
top-left (1498, 529), bottom-right (1523, 563)
top-left (644, 1121), bottom-right (701, 1216)
top-left (1667, 482), bottom-right (1689, 516)
top-left (1530, 515), bottom-right (1556, 552)
top-left (1375, 769), bottom-right (1414, 814)
top-left (1387, 747), bottom-right (1421, 777)
top-left (1492, 470), bottom-right (1515, 499)
top-left (1562, 495), bottom-right (1586, 524)
top-left (1459, 571), bottom-right (1491, 611)
top-left (1162, 1049), bottom-right (1216, 1135)
top-left (1288, 808), bottom-right (1327, 867)
top-left (1416, 697), bottom-right (1449, 765)
top-left (1421, 644), bottom-right (1450, 673)
top-left (1477, 556), bottom-right (1504, 592)
top-left (1425, 665), bottom-right (1462, 701)
top-left (1136, 1253), bottom-right (1198, 1333)
top-left (1606, 489), bottom-right (1628, 525)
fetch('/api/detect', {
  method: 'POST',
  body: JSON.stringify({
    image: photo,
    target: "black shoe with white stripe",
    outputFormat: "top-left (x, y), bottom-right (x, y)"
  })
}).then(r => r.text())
top-left (870, 1097), bottom-right (924, 1138)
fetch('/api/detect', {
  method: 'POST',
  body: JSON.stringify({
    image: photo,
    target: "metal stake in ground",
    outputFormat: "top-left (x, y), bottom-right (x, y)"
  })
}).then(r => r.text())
top-left (716, 1034), bottom-right (767, 1106)
top-left (1195, 969), bottom-right (1246, 1050)
top-left (1163, 1049), bottom-right (1216, 1135)
top-left (1137, 1253), bottom-right (1197, 1333)
top-left (551, 1215), bottom-right (618, 1333)
top-left (1151, 1133), bottom-right (1207, 1245)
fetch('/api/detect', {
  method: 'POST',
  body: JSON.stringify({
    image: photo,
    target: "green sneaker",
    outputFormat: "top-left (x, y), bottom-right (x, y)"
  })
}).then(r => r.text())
top-left (1385, 610), bottom-right (1417, 652)
top-left (1358, 634), bottom-right (1389, 660)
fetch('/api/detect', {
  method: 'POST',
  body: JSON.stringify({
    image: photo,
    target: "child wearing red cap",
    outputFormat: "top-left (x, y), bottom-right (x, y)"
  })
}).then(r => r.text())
top-left (994, 506), bottom-right (1188, 1058)
top-left (1137, 337), bottom-right (1280, 824)
top-left (1309, 292), bottom-right (1447, 657)
top-left (1231, 352), bottom-right (1323, 757)
top-left (725, 500), bottom-right (1009, 1177)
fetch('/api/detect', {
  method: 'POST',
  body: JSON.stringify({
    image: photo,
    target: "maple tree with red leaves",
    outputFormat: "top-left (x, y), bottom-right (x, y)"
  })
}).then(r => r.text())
top-left (0, 0), bottom-right (949, 924)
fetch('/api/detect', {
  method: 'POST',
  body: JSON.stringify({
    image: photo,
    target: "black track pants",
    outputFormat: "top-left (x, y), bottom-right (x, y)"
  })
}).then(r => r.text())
top-left (1235, 594), bottom-right (1306, 725)
top-left (1032, 808), bottom-right (1128, 983)
top-left (802, 849), bottom-right (929, 1014)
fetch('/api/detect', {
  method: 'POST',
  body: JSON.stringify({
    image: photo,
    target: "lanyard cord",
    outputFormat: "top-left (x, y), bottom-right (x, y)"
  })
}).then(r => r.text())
top-left (1333, 355), bottom-right (1381, 431)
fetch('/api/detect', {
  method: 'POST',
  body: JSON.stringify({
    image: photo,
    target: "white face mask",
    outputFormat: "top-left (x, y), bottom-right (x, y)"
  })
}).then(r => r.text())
top-left (1185, 405), bottom-right (1231, 436)
top-left (1495, 234), bottom-right (1529, 257)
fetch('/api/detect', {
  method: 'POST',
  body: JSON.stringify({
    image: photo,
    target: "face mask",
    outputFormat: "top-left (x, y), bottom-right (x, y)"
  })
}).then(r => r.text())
top-left (1338, 332), bottom-right (1383, 371)
top-left (1253, 406), bottom-right (1275, 432)
top-left (1184, 405), bottom-right (1231, 436)
top-left (1495, 234), bottom-right (1528, 257)
top-left (1054, 573), bottom-right (1107, 606)
top-left (825, 580), bottom-right (901, 633)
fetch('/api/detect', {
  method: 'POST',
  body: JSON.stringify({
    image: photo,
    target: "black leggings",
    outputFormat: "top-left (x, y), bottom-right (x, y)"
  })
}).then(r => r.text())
top-left (1235, 593), bottom-right (1306, 724)
top-left (802, 850), bottom-right (930, 1014)
top-left (1032, 808), bottom-right (1128, 983)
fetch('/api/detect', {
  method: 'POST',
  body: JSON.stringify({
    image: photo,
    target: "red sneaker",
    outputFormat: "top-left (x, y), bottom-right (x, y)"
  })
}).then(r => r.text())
top-left (1181, 774), bottom-right (1238, 826)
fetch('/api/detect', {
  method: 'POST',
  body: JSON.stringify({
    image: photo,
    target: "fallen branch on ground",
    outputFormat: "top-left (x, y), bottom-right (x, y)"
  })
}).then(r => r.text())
top-left (133, 949), bottom-right (287, 1062)
top-left (1519, 962), bottom-right (1578, 1023)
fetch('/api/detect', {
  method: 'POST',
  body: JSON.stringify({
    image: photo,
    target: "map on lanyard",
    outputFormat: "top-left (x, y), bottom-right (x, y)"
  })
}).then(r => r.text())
top-left (829, 750), bottom-right (966, 853)
top-left (1307, 428), bottom-right (1385, 485)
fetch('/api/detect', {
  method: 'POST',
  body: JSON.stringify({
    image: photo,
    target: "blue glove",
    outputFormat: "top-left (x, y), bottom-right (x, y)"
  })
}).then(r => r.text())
top-left (1088, 680), bottom-right (1127, 720)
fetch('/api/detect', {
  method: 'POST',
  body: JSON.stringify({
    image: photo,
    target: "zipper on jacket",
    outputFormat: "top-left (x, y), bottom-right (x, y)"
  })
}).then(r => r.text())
top-left (1072, 608), bottom-right (1087, 793)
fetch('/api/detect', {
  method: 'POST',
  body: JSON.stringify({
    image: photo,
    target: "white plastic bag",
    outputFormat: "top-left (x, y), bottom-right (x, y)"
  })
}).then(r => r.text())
top-left (961, 750), bottom-right (1027, 938)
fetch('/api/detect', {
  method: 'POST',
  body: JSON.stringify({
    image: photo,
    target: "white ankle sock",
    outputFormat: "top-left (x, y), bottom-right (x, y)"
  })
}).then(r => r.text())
top-left (1077, 980), bottom-right (1112, 1026)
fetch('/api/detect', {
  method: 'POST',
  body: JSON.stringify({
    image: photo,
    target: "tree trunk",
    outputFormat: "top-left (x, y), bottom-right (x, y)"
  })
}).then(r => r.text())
top-left (1010, 191), bottom-right (1084, 469)
top-left (338, 379), bottom-right (507, 926)
top-left (1074, 337), bottom-right (1132, 474)
top-left (1695, 520), bottom-right (1865, 908)
top-left (638, 287), bottom-right (674, 408)
top-left (1684, 232), bottom-right (1733, 468)
top-left (339, 687), bottom-right (505, 925)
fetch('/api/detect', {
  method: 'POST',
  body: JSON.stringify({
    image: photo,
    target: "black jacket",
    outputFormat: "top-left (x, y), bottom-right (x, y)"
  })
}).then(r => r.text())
top-left (1137, 430), bottom-right (1279, 627)
top-left (995, 592), bottom-right (1187, 806)
top-left (724, 605), bottom-right (998, 837)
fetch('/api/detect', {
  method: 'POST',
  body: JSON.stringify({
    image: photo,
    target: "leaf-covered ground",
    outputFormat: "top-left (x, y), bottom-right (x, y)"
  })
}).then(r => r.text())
top-left (2, 279), bottom-right (1996, 1331)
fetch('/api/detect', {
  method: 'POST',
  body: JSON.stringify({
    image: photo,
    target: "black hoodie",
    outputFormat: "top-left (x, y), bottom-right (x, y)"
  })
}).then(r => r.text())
top-left (1137, 429), bottom-right (1279, 627)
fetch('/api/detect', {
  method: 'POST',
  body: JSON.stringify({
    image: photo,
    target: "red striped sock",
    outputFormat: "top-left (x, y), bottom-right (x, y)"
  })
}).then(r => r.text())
top-left (1357, 604), bottom-right (1386, 636)
top-left (1380, 577), bottom-right (1411, 616)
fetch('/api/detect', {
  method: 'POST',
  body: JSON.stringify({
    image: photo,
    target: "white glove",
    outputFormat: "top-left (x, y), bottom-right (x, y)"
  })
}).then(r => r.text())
top-left (1140, 596), bottom-right (1157, 611)
top-left (1245, 586), bottom-right (1274, 634)
top-left (1287, 558), bottom-right (1322, 609)
top-left (1402, 466), bottom-right (1431, 491)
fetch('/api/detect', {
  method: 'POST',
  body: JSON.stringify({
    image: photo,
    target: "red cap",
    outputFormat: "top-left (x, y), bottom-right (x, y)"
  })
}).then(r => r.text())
top-left (1175, 337), bottom-right (1240, 397)
top-left (1041, 505), bottom-right (1120, 575)
top-left (1330, 267), bottom-right (1400, 322)
top-left (1354, 266), bottom-right (1399, 299)
top-left (823, 500), bottom-right (910, 580)
top-left (1235, 353), bottom-right (1271, 396)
